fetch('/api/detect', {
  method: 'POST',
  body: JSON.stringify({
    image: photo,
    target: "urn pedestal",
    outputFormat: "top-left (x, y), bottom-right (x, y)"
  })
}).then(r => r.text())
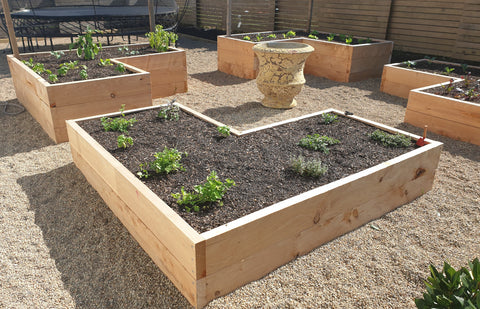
top-left (253, 42), bottom-right (314, 109)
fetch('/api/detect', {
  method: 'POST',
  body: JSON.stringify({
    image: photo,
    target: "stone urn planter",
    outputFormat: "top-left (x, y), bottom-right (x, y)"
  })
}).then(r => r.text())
top-left (253, 42), bottom-right (314, 108)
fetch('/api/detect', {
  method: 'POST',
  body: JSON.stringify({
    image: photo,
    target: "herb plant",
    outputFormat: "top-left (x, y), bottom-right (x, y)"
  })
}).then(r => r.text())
top-left (291, 156), bottom-right (328, 177)
top-left (370, 129), bottom-right (411, 148)
top-left (308, 34), bottom-right (318, 39)
top-left (267, 34), bottom-right (277, 39)
top-left (171, 171), bottom-right (235, 212)
top-left (50, 50), bottom-right (64, 59)
top-left (298, 134), bottom-right (340, 153)
top-left (146, 25), bottom-right (178, 52)
top-left (115, 63), bottom-right (126, 73)
top-left (117, 134), bottom-right (133, 149)
top-left (415, 258), bottom-right (480, 309)
top-left (443, 66), bottom-right (455, 75)
top-left (100, 105), bottom-right (137, 133)
top-left (157, 100), bottom-right (180, 121)
top-left (138, 147), bottom-right (187, 178)
top-left (242, 35), bottom-right (251, 41)
top-left (48, 74), bottom-right (58, 83)
top-left (327, 33), bottom-right (335, 41)
top-left (217, 125), bottom-right (231, 137)
top-left (79, 69), bottom-right (88, 80)
top-left (21, 58), bottom-right (34, 68)
top-left (284, 30), bottom-right (296, 38)
top-left (345, 35), bottom-right (353, 45)
top-left (321, 113), bottom-right (339, 124)
top-left (461, 63), bottom-right (469, 74)
top-left (256, 34), bottom-right (262, 42)
top-left (69, 26), bottom-right (102, 60)
top-left (404, 60), bottom-right (416, 69)
top-left (98, 58), bottom-right (113, 66)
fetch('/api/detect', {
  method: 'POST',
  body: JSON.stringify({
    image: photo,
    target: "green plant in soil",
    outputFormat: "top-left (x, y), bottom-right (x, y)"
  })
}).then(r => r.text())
top-left (118, 45), bottom-right (139, 56)
top-left (345, 35), bottom-right (353, 45)
top-left (283, 30), bottom-right (296, 38)
top-left (50, 50), bottom-right (64, 59)
top-left (461, 63), bottom-right (469, 74)
top-left (310, 30), bottom-right (319, 37)
top-left (171, 171), bottom-right (236, 212)
top-left (242, 35), bottom-right (251, 41)
top-left (370, 129), bottom-right (411, 148)
top-left (98, 58), bottom-right (113, 67)
top-left (146, 24), bottom-right (178, 52)
top-left (321, 113), bottom-right (339, 124)
top-left (404, 60), bottom-right (416, 69)
top-left (298, 134), bottom-right (340, 153)
top-left (443, 66), bottom-right (455, 75)
top-left (137, 147), bottom-right (186, 178)
top-left (21, 58), bottom-right (34, 68)
top-left (117, 134), bottom-right (133, 149)
top-left (69, 26), bottom-right (103, 60)
top-left (415, 258), bottom-right (480, 309)
top-left (217, 125), bottom-right (231, 137)
top-left (267, 34), bottom-right (277, 39)
top-left (256, 34), bottom-right (262, 42)
top-left (291, 156), bottom-right (328, 178)
top-left (327, 33), bottom-right (336, 41)
top-left (79, 68), bottom-right (88, 80)
top-left (308, 34), bottom-right (318, 39)
top-left (157, 100), bottom-right (180, 121)
top-left (100, 104), bottom-right (137, 133)
top-left (441, 79), bottom-right (455, 95)
top-left (48, 74), bottom-right (58, 83)
top-left (115, 63), bottom-right (126, 73)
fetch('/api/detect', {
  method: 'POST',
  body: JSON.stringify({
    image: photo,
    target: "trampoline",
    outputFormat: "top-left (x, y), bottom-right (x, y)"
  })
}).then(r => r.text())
top-left (1, 0), bottom-right (186, 51)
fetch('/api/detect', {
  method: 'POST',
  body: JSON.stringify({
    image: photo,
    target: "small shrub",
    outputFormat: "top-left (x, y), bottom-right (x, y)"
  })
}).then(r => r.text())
top-left (117, 134), bottom-right (133, 149)
top-left (48, 74), bottom-right (58, 83)
top-left (21, 58), bottom-right (34, 68)
top-left (157, 100), bottom-right (180, 121)
top-left (69, 26), bottom-right (102, 60)
top-left (115, 63), bottom-right (126, 73)
top-left (100, 105), bottom-right (137, 133)
top-left (171, 171), bottom-right (235, 212)
top-left (370, 129), bottom-right (412, 148)
top-left (138, 147), bottom-right (187, 178)
top-left (146, 25), bottom-right (178, 52)
top-left (79, 68), bottom-right (88, 80)
top-left (283, 30), bottom-right (296, 38)
top-left (321, 113), bottom-right (339, 124)
top-left (298, 134), bottom-right (340, 153)
top-left (291, 156), bottom-right (328, 178)
top-left (217, 125), bottom-right (231, 137)
top-left (415, 258), bottom-right (480, 309)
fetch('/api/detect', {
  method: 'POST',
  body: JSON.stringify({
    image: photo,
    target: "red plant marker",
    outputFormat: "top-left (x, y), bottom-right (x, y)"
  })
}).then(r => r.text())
top-left (416, 125), bottom-right (428, 146)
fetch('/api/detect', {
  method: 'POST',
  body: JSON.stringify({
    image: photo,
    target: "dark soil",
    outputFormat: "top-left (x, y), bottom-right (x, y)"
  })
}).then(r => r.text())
top-left (230, 31), bottom-right (375, 45)
top-left (398, 60), bottom-right (480, 79)
top-left (79, 108), bottom-right (417, 233)
top-left (20, 45), bottom-right (158, 83)
top-left (424, 77), bottom-right (480, 103)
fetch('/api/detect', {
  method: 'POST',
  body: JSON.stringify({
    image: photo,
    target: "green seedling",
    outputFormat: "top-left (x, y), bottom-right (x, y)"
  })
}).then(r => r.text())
top-left (115, 63), bottom-right (126, 73)
top-left (79, 69), bottom-right (88, 80)
top-left (146, 24), bottom-right (178, 52)
top-left (284, 30), bottom-right (296, 38)
top-left (98, 58), bottom-right (113, 66)
top-left (267, 34), bottom-right (277, 39)
top-left (69, 26), bottom-right (102, 60)
top-left (327, 33), bottom-right (336, 41)
top-left (443, 66), bottom-right (455, 75)
top-left (50, 50), bottom-right (64, 59)
top-left (21, 58), bottom-right (34, 68)
top-left (100, 105), bottom-right (137, 133)
top-left (137, 147), bottom-right (186, 178)
top-left (242, 35), bottom-right (251, 41)
top-left (291, 156), bottom-right (328, 178)
top-left (321, 113), bottom-right (339, 124)
top-left (404, 60), bottom-right (416, 69)
top-left (217, 125), bottom-right (231, 137)
top-left (117, 134), bottom-right (133, 149)
top-left (298, 134), bottom-right (340, 153)
top-left (370, 129), bottom-right (411, 148)
top-left (157, 100), bottom-right (180, 121)
top-left (256, 34), bottom-right (262, 42)
top-left (308, 34), bottom-right (318, 39)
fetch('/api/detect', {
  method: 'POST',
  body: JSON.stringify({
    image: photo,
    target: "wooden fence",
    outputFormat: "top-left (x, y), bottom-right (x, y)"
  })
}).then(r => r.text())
top-left (177, 0), bottom-right (480, 62)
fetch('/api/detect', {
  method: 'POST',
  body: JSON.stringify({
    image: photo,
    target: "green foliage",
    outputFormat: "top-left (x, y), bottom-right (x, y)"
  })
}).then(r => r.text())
top-left (146, 25), bottom-right (178, 52)
top-left (242, 35), bottom-right (251, 41)
top-left (50, 50), bottom-right (64, 59)
top-left (48, 74), bottom-right (58, 83)
top-left (415, 258), bottom-right (480, 309)
top-left (284, 30), bottom-right (296, 38)
top-left (321, 113), bottom-right (339, 124)
top-left (98, 58), bottom-right (113, 67)
top-left (256, 34), bottom-right (262, 42)
top-left (267, 34), bottom-right (277, 39)
top-left (32, 62), bottom-right (49, 75)
top-left (370, 129), bottom-right (412, 148)
top-left (137, 147), bottom-right (186, 178)
top-left (117, 134), bottom-right (133, 149)
top-left (100, 105), bottom-right (137, 133)
top-left (424, 55), bottom-right (436, 63)
top-left (217, 125), bottom-right (231, 137)
top-left (69, 26), bottom-right (102, 60)
top-left (298, 134), bottom-right (340, 153)
top-left (157, 101), bottom-right (180, 121)
top-left (443, 66), bottom-right (455, 75)
top-left (461, 63), bottom-right (469, 74)
top-left (115, 63), bottom-right (126, 73)
top-left (171, 171), bottom-right (235, 212)
top-left (291, 156), bottom-right (328, 178)
top-left (310, 30), bottom-right (319, 36)
top-left (118, 45), bottom-right (139, 56)
top-left (308, 34), bottom-right (318, 39)
top-left (21, 58), bottom-right (34, 68)
top-left (327, 33), bottom-right (336, 41)
top-left (79, 69), bottom-right (88, 80)
top-left (404, 60), bottom-right (416, 69)
top-left (345, 35), bottom-right (353, 45)
top-left (338, 34), bottom-right (346, 42)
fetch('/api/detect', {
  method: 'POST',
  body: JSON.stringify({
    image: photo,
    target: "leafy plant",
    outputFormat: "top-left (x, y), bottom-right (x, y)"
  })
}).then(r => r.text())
top-left (137, 147), bottom-right (187, 178)
top-left (321, 113), bottom-right (339, 124)
top-left (50, 50), bottom-right (64, 59)
top-left (217, 125), bottom-right (231, 137)
top-left (441, 79), bottom-right (455, 95)
top-left (171, 171), bottom-right (235, 212)
top-left (345, 35), bottom-right (353, 45)
top-left (415, 258), bottom-right (480, 309)
top-left (79, 68), bottom-right (88, 80)
top-left (461, 63), bottom-right (469, 74)
top-left (117, 134), bottom-right (133, 149)
top-left (370, 129), bottom-right (412, 148)
top-left (338, 34), bottom-right (346, 42)
top-left (21, 58), bottom-right (34, 68)
top-left (284, 30), bottom-right (296, 38)
top-left (69, 26), bottom-right (102, 60)
top-left (404, 60), bottom-right (416, 69)
top-left (256, 34), bottom-right (262, 42)
top-left (98, 58), bottom-right (113, 67)
top-left (443, 66), bottom-right (455, 75)
top-left (118, 45), bottom-right (140, 56)
top-left (327, 33), bottom-right (336, 41)
top-left (115, 63), bottom-right (126, 73)
top-left (267, 34), bottom-right (277, 39)
top-left (100, 105), bottom-right (137, 133)
top-left (291, 156), bottom-right (328, 177)
top-left (146, 24), bottom-right (178, 52)
top-left (48, 74), bottom-right (58, 83)
top-left (157, 100), bottom-right (180, 121)
top-left (242, 35), bottom-right (251, 41)
top-left (32, 62), bottom-right (49, 74)
top-left (308, 34), bottom-right (318, 39)
top-left (298, 134), bottom-right (340, 153)
top-left (310, 30), bottom-right (319, 36)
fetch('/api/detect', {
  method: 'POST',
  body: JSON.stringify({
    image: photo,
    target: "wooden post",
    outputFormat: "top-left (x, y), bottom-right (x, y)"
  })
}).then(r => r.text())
top-left (148, 0), bottom-right (155, 32)
top-left (226, 0), bottom-right (232, 36)
top-left (1, 0), bottom-right (19, 57)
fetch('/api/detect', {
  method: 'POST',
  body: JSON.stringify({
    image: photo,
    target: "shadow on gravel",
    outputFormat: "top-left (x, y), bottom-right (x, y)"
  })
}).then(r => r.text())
top-left (190, 70), bottom-right (250, 86)
top-left (17, 163), bottom-right (192, 309)
top-left (396, 122), bottom-right (480, 162)
top-left (0, 99), bottom-right (54, 157)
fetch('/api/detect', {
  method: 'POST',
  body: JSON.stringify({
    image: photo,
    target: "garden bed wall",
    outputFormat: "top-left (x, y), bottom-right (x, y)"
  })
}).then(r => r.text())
top-left (66, 105), bottom-right (442, 308)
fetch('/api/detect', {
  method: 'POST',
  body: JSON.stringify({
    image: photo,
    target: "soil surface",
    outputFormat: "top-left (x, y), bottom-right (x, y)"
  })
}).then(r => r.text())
top-left (230, 31), bottom-right (375, 45)
top-left (79, 108), bottom-right (415, 233)
top-left (398, 60), bottom-right (480, 79)
top-left (424, 77), bottom-right (480, 103)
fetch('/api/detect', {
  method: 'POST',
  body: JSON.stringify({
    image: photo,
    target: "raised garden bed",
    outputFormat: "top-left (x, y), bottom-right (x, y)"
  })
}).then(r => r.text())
top-left (217, 30), bottom-right (393, 82)
top-left (8, 44), bottom-right (187, 143)
top-left (67, 104), bottom-right (442, 308)
top-left (404, 78), bottom-right (480, 146)
top-left (380, 59), bottom-right (480, 99)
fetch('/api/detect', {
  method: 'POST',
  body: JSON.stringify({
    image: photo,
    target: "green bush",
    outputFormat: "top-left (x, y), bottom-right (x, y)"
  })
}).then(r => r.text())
top-left (146, 25), bottom-right (178, 52)
top-left (370, 129), bottom-right (412, 148)
top-left (137, 147), bottom-right (187, 178)
top-left (298, 134), bottom-right (340, 153)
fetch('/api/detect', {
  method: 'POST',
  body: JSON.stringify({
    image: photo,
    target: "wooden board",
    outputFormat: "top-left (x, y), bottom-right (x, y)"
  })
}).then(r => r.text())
top-left (405, 85), bottom-right (480, 145)
top-left (67, 105), bottom-right (443, 308)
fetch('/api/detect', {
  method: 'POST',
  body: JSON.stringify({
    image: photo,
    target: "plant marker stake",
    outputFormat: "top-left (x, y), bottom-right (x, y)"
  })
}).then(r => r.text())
top-left (416, 125), bottom-right (428, 146)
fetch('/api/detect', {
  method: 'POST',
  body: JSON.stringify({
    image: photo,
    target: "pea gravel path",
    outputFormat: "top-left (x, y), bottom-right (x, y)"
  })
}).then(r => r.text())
top-left (0, 35), bottom-right (478, 309)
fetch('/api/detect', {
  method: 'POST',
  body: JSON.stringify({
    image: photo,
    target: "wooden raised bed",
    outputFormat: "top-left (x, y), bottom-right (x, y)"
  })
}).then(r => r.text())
top-left (217, 31), bottom-right (393, 82)
top-left (66, 105), bottom-right (442, 308)
top-left (7, 53), bottom-right (152, 143)
top-left (380, 59), bottom-right (465, 99)
top-left (404, 81), bottom-right (480, 146)
top-left (110, 44), bottom-right (188, 99)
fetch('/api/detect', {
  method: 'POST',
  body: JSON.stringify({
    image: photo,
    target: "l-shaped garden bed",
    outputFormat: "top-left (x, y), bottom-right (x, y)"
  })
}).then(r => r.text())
top-left (66, 104), bottom-right (442, 308)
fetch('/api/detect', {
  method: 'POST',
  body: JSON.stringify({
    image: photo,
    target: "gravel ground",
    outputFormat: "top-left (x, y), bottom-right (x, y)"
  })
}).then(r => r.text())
top-left (0, 35), bottom-right (479, 309)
